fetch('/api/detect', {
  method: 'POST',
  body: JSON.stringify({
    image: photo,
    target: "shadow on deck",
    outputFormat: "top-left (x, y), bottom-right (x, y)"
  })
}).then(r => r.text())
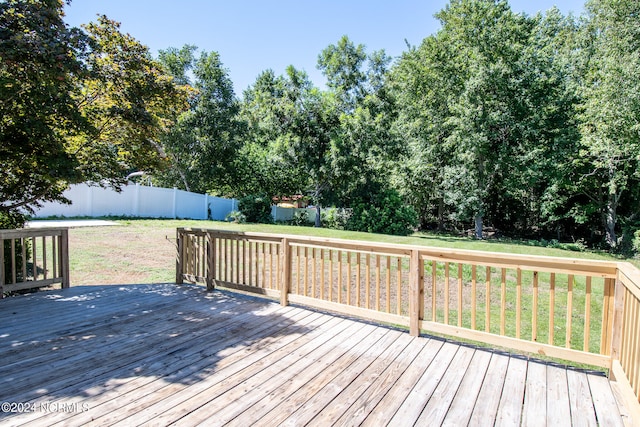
top-left (0, 284), bottom-right (630, 426)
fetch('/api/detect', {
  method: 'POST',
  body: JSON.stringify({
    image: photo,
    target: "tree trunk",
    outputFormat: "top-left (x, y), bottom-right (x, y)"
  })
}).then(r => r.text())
top-left (474, 213), bottom-right (483, 240)
top-left (604, 193), bottom-right (618, 249)
top-left (315, 205), bottom-right (322, 228)
top-left (178, 168), bottom-right (190, 193)
top-left (437, 198), bottom-right (445, 232)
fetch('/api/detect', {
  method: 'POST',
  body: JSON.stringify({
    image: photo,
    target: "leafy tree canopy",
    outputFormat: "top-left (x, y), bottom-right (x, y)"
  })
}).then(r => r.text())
top-left (0, 0), bottom-right (190, 217)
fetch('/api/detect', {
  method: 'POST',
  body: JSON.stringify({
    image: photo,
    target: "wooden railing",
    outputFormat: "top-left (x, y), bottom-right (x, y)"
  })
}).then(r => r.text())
top-left (176, 228), bottom-right (640, 415)
top-left (0, 228), bottom-right (70, 297)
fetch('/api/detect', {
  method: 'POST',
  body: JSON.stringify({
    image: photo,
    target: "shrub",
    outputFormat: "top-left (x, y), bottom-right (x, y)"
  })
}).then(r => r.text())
top-left (346, 189), bottom-right (418, 236)
top-left (238, 194), bottom-right (273, 223)
top-left (225, 210), bottom-right (246, 224)
top-left (321, 207), bottom-right (351, 230)
top-left (292, 210), bottom-right (313, 226)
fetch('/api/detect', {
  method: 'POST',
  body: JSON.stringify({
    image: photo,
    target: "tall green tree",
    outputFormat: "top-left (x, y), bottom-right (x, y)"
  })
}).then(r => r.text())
top-left (239, 69), bottom-right (306, 198)
top-left (1, 0), bottom-right (89, 215)
top-left (0, 1), bottom-right (189, 218)
top-left (390, 34), bottom-right (459, 231)
top-left (155, 47), bottom-right (244, 195)
top-left (318, 37), bottom-right (401, 205)
top-left (576, 0), bottom-right (640, 249)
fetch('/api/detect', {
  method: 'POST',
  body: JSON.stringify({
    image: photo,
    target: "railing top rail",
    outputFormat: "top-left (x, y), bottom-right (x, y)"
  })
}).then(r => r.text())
top-left (177, 228), bottom-right (620, 277)
top-left (0, 227), bottom-right (68, 239)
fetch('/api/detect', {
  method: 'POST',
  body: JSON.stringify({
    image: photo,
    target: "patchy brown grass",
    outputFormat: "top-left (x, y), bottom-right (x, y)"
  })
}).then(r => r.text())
top-left (68, 221), bottom-right (182, 285)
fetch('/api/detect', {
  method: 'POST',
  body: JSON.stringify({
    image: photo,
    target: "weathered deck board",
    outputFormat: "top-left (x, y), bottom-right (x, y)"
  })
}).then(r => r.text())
top-left (0, 284), bottom-right (629, 426)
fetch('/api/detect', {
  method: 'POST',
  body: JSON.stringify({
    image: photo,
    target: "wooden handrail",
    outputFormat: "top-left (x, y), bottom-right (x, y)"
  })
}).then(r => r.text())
top-left (176, 228), bottom-right (640, 416)
top-left (1, 227), bottom-right (70, 297)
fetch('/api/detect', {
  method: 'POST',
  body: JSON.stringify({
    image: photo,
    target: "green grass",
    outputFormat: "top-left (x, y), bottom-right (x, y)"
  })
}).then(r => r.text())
top-left (144, 218), bottom-right (625, 261)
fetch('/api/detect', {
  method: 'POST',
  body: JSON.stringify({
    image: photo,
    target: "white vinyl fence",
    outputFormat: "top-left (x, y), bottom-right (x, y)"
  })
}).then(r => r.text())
top-left (32, 183), bottom-right (314, 223)
top-left (33, 184), bottom-right (237, 221)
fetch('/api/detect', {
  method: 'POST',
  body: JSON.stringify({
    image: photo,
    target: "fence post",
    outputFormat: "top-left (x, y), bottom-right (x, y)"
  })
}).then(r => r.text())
top-left (60, 229), bottom-right (70, 289)
top-left (410, 249), bottom-right (422, 336)
top-left (176, 228), bottom-right (184, 284)
top-left (281, 238), bottom-right (291, 306)
top-left (172, 188), bottom-right (177, 219)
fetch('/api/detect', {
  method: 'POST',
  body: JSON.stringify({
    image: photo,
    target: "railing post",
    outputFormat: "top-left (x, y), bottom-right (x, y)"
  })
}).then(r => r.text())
top-left (206, 232), bottom-right (215, 291)
top-left (176, 228), bottom-right (184, 285)
top-left (601, 278), bottom-right (615, 355)
top-left (410, 249), bottom-right (422, 337)
top-left (0, 237), bottom-right (4, 298)
top-left (60, 229), bottom-right (70, 289)
top-left (610, 275), bottom-right (625, 366)
top-left (281, 238), bottom-right (291, 306)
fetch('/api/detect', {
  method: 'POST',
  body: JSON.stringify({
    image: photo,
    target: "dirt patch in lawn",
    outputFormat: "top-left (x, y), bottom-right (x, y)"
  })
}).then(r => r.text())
top-left (68, 223), bottom-right (178, 285)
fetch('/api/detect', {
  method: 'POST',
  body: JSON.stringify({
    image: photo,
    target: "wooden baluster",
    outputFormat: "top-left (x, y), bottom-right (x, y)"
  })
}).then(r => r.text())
top-left (365, 254), bottom-right (370, 309)
top-left (356, 253), bottom-right (361, 307)
top-left (532, 271), bottom-right (539, 342)
top-left (458, 264), bottom-right (463, 327)
top-left (444, 262), bottom-right (450, 324)
top-left (320, 249), bottom-right (325, 300)
top-left (471, 265), bottom-right (477, 330)
top-left (375, 255), bottom-right (381, 311)
top-left (432, 261), bottom-right (437, 322)
top-left (549, 273), bottom-right (556, 345)
top-left (386, 256), bottom-right (391, 313)
top-left (397, 257), bottom-right (402, 315)
top-left (584, 276), bottom-right (592, 352)
top-left (566, 275), bottom-right (574, 348)
top-left (485, 267), bottom-right (491, 333)
top-left (500, 268), bottom-right (506, 336)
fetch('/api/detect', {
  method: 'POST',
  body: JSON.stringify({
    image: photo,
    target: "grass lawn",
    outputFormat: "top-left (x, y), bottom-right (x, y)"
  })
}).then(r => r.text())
top-left (66, 217), bottom-right (633, 287)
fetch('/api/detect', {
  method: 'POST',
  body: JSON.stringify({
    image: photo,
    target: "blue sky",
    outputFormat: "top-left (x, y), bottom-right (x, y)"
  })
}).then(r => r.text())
top-left (63, 1), bottom-right (586, 96)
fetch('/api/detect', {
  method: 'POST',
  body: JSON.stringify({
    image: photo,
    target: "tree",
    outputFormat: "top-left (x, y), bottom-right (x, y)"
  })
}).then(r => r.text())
top-left (390, 34), bottom-right (459, 231)
top-left (0, 1), bottom-right (189, 218)
top-left (576, 0), bottom-right (640, 249)
top-left (238, 69), bottom-right (307, 198)
top-left (155, 47), bottom-right (244, 196)
top-left (240, 66), bottom-right (339, 227)
top-left (317, 35), bottom-right (367, 110)
top-left (318, 36), bottom-right (404, 212)
top-left (1, 0), bottom-right (90, 216)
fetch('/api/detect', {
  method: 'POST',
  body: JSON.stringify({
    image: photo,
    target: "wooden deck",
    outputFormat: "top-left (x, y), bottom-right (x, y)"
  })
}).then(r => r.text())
top-left (0, 284), bottom-right (630, 426)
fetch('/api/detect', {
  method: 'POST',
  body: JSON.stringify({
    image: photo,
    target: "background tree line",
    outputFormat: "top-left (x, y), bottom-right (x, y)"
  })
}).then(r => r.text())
top-left (3, 0), bottom-right (640, 253)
